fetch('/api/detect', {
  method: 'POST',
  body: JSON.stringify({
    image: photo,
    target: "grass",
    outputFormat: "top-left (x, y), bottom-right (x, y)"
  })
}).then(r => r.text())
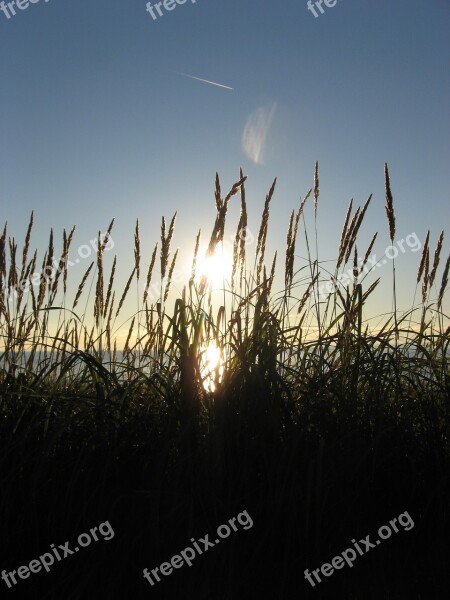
top-left (0, 164), bottom-right (449, 599)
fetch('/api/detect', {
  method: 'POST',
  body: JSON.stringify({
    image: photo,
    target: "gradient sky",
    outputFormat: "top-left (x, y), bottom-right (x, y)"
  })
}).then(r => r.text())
top-left (1, 0), bottom-right (449, 335)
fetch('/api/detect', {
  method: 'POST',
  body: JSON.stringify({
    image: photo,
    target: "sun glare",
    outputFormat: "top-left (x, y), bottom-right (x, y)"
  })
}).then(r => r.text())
top-left (200, 342), bottom-right (225, 392)
top-left (195, 244), bottom-right (233, 289)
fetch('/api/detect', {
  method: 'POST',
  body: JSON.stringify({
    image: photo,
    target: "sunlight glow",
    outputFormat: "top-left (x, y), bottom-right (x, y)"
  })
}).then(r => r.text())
top-left (195, 244), bottom-right (233, 289)
top-left (200, 342), bottom-right (225, 392)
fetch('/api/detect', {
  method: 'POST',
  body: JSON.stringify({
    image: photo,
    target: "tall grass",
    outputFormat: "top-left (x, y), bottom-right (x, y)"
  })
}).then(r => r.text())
top-left (1, 165), bottom-right (447, 406)
top-left (0, 164), bottom-right (448, 599)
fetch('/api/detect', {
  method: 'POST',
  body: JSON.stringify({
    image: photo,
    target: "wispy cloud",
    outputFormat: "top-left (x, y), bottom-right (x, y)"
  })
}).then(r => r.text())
top-left (242, 103), bottom-right (277, 165)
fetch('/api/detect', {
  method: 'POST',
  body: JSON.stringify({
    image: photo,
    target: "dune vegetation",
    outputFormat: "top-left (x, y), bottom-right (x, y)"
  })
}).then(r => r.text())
top-left (0, 164), bottom-right (448, 599)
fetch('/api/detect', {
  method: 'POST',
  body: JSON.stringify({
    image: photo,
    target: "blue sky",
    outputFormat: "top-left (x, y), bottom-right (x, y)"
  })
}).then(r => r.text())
top-left (1, 0), bottom-right (449, 329)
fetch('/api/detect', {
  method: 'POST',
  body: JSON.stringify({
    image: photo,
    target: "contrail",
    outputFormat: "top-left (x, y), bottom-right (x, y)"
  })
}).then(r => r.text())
top-left (177, 72), bottom-right (234, 91)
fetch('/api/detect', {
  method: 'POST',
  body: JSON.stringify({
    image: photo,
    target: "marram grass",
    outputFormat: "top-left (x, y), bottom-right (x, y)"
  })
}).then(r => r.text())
top-left (0, 164), bottom-right (448, 410)
top-left (0, 165), bottom-right (449, 599)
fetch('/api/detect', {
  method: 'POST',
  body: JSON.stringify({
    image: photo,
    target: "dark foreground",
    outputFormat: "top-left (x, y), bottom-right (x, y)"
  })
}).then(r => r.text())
top-left (1, 384), bottom-right (449, 600)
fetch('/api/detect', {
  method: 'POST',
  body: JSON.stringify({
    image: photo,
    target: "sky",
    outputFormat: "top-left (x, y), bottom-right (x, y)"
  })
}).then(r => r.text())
top-left (1, 0), bottom-right (449, 336)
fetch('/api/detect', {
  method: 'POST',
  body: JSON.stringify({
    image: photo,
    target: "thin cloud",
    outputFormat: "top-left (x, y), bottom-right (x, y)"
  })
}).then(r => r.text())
top-left (242, 103), bottom-right (277, 165)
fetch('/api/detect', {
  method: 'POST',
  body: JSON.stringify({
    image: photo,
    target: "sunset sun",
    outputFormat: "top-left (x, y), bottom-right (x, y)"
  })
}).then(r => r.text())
top-left (195, 244), bottom-right (233, 289)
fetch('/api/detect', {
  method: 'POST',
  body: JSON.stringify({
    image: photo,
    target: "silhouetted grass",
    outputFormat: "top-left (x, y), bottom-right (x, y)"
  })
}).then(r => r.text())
top-left (0, 165), bottom-right (449, 599)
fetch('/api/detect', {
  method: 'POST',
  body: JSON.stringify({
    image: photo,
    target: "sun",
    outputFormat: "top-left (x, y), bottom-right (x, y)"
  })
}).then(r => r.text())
top-left (195, 244), bottom-right (233, 289)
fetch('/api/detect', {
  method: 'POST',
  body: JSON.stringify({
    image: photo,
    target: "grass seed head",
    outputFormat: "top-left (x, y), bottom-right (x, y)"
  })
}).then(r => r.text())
top-left (384, 163), bottom-right (396, 242)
